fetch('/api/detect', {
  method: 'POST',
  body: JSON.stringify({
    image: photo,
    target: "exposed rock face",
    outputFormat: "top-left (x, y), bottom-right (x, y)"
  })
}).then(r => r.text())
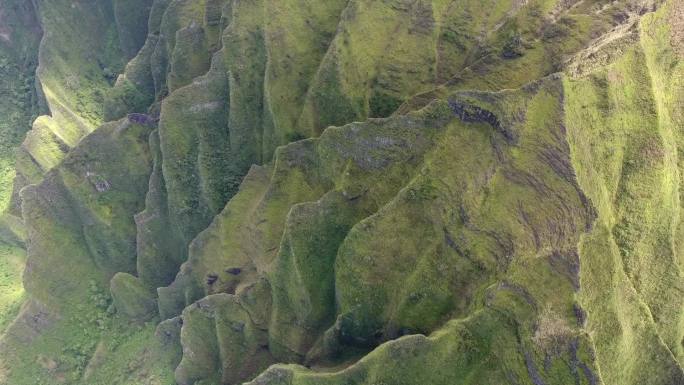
top-left (0, 0), bottom-right (683, 385)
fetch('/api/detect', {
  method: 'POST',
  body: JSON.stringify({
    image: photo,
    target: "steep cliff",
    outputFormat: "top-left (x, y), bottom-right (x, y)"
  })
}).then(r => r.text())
top-left (0, 0), bottom-right (682, 384)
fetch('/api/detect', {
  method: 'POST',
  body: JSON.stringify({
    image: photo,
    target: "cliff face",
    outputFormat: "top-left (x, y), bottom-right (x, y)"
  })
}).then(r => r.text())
top-left (0, 0), bottom-right (682, 384)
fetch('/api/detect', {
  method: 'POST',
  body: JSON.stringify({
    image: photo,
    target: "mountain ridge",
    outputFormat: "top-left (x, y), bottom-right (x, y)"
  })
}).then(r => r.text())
top-left (0, 0), bottom-right (681, 384)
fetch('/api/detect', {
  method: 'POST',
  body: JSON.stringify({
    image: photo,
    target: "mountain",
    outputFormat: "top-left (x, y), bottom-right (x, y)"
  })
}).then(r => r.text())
top-left (0, 0), bottom-right (682, 384)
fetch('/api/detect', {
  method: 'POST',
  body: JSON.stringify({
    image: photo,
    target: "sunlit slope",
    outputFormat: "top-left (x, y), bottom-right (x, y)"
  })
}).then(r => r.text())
top-left (0, 0), bottom-right (681, 385)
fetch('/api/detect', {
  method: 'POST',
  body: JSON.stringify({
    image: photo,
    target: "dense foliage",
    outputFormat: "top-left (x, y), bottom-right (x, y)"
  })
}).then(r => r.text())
top-left (0, 0), bottom-right (682, 384)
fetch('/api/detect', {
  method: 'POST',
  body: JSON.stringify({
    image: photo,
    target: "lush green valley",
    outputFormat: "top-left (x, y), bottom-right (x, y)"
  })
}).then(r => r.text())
top-left (0, 0), bottom-right (682, 384)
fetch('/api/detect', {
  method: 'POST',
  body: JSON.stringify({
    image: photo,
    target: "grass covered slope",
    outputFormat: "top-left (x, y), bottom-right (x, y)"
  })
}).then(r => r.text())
top-left (239, 74), bottom-right (602, 385)
top-left (167, 3), bottom-right (683, 384)
top-left (0, 0), bottom-right (41, 213)
top-left (0, 116), bottom-right (157, 384)
top-left (12, 0), bottom-right (152, 207)
top-left (566, 3), bottom-right (684, 382)
top-left (248, 5), bottom-right (682, 385)
top-left (0, 244), bottom-right (25, 332)
top-left (153, 75), bottom-right (599, 385)
top-left (0, 0), bottom-right (41, 340)
top-left (98, 0), bottom-right (645, 309)
top-left (139, 0), bottom-right (632, 305)
top-left (0, 0), bottom-right (682, 385)
top-left (21, 116), bottom-right (154, 310)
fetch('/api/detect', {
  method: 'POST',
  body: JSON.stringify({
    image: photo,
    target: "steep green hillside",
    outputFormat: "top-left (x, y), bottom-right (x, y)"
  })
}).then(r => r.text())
top-left (0, 0), bottom-right (40, 360)
top-left (0, 0), bottom-right (682, 385)
top-left (0, 0), bottom-right (40, 209)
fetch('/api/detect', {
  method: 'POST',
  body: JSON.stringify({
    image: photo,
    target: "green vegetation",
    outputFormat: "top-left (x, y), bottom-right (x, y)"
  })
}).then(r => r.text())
top-left (0, 0), bottom-right (41, 213)
top-left (565, 4), bottom-right (684, 382)
top-left (0, 0), bottom-right (683, 384)
top-left (0, 244), bottom-right (25, 331)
